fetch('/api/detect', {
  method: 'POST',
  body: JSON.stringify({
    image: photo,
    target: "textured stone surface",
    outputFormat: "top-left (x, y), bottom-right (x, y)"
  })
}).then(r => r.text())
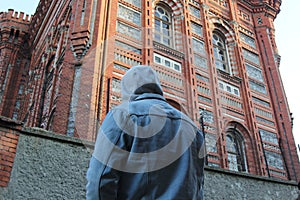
top-left (0, 131), bottom-right (299, 199)
top-left (204, 169), bottom-right (299, 200)
top-left (0, 133), bottom-right (92, 200)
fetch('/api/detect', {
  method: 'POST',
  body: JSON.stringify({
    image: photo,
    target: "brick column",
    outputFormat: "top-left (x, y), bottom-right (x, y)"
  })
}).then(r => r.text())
top-left (0, 118), bottom-right (21, 187)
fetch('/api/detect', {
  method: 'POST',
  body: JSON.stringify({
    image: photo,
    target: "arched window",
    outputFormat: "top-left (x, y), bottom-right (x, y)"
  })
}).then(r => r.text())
top-left (226, 132), bottom-right (247, 172)
top-left (212, 32), bottom-right (230, 73)
top-left (154, 4), bottom-right (173, 47)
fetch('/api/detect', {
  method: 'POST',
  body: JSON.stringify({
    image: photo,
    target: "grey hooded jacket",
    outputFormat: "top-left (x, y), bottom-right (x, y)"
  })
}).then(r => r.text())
top-left (86, 65), bottom-right (205, 199)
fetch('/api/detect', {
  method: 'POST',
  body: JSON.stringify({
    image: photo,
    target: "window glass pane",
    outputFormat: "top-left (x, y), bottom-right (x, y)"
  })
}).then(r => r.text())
top-left (259, 129), bottom-right (278, 145)
top-left (117, 21), bottom-right (141, 40)
top-left (219, 82), bottom-right (224, 89)
top-left (118, 4), bottom-right (141, 26)
top-left (234, 89), bottom-right (239, 96)
top-left (158, 7), bottom-right (164, 14)
top-left (194, 54), bottom-right (207, 69)
top-left (162, 16), bottom-right (169, 21)
top-left (228, 153), bottom-right (238, 171)
top-left (256, 116), bottom-right (275, 126)
top-left (265, 151), bottom-right (284, 170)
top-left (252, 96), bottom-right (270, 107)
top-left (154, 33), bottom-right (161, 41)
top-left (243, 48), bottom-right (260, 65)
top-left (174, 64), bottom-right (180, 71)
top-left (114, 63), bottom-right (129, 72)
top-left (192, 38), bottom-right (205, 55)
top-left (165, 60), bottom-right (171, 67)
top-left (189, 5), bottom-right (201, 18)
top-left (246, 63), bottom-right (264, 82)
top-left (163, 37), bottom-right (170, 45)
top-left (249, 80), bottom-right (267, 94)
top-left (191, 22), bottom-right (203, 36)
top-left (226, 86), bottom-right (231, 92)
top-left (226, 135), bottom-right (237, 153)
top-left (199, 109), bottom-right (214, 123)
top-left (240, 32), bottom-right (256, 48)
top-left (115, 40), bottom-right (141, 54)
top-left (196, 74), bottom-right (209, 82)
top-left (112, 78), bottom-right (121, 93)
top-left (206, 134), bottom-right (218, 153)
top-left (155, 56), bottom-right (161, 63)
top-left (123, 0), bottom-right (141, 8)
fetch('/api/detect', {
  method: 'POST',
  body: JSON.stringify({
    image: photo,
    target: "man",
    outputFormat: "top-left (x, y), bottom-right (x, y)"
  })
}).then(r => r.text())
top-left (86, 65), bottom-right (205, 199)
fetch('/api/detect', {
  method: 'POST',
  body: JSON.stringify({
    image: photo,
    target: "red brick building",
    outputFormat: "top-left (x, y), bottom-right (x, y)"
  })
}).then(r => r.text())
top-left (0, 0), bottom-right (299, 182)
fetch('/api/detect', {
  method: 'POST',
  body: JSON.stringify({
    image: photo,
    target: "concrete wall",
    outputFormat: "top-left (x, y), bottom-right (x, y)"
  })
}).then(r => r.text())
top-left (205, 169), bottom-right (299, 200)
top-left (0, 128), bottom-right (92, 200)
top-left (0, 127), bottom-right (299, 200)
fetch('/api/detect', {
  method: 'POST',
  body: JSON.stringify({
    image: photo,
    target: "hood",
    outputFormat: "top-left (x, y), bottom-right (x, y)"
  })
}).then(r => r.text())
top-left (121, 65), bottom-right (163, 101)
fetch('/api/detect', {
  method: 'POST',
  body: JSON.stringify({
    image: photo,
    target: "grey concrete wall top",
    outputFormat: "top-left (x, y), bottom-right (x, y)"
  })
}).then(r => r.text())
top-left (0, 127), bottom-right (299, 199)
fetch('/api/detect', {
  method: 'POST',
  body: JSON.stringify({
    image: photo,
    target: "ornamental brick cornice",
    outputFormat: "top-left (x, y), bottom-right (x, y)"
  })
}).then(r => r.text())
top-left (70, 30), bottom-right (91, 60)
top-left (153, 41), bottom-right (185, 60)
top-left (252, 4), bottom-right (278, 19)
top-left (238, 0), bottom-right (281, 19)
top-left (217, 69), bottom-right (242, 85)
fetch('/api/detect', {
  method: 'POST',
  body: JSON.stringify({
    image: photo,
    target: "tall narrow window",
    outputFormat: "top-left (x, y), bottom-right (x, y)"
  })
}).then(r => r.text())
top-left (154, 4), bottom-right (173, 47)
top-left (226, 132), bottom-right (247, 172)
top-left (213, 32), bottom-right (230, 73)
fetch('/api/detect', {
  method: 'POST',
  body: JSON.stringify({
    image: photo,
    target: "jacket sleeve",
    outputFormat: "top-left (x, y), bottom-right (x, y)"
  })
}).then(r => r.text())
top-left (86, 110), bottom-right (121, 200)
top-left (86, 156), bottom-right (120, 200)
top-left (86, 156), bottom-right (104, 200)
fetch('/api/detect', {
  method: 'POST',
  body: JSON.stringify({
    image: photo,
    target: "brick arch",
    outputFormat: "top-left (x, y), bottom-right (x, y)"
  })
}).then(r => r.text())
top-left (152, 0), bottom-right (183, 15)
top-left (166, 98), bottom-right (189, 115)
top-left (208, 17), bottom-right (239, 76)
top-left (152, 0), bottom-right (184, 51)
top-left (224, 121), bottom-right (259, 174)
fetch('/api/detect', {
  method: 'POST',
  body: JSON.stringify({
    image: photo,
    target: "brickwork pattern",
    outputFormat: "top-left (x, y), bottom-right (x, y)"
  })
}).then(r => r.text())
top-left (0, 129), bottom-right (19, 187)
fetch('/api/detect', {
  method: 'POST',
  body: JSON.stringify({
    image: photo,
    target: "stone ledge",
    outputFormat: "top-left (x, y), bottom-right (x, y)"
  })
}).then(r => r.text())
top-left (0, 116), bottom-right (23, 129)
top-left (21, 127), bottom-right (94, 148)
top-left (205, 165), bottom-right (298, 187)
top-left (1, 116), bottom-right (298, 187)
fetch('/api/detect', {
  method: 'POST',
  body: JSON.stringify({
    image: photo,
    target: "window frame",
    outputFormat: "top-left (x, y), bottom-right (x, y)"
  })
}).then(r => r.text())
top-left (153, 53), bottom-right (182, 72)
top-left (212, 31), bottom-right (231, 73)
top-left (226, 131), bottom-right (248, 172)
top-left (154, 4), bottom-right (174, 47)
top-left (218, 80), bottom-right (240, 96)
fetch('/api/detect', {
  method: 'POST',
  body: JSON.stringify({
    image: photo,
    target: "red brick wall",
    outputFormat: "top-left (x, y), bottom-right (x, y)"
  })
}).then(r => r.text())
top-left (0, 125), bottom-right (19, 187)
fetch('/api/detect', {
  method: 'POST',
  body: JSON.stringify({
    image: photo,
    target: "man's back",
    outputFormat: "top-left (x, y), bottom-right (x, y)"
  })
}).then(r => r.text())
top-left (86, 66), bottom-right (204, 199)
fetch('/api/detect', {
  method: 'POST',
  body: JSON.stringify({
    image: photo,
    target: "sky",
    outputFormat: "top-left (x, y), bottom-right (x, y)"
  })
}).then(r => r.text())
top-left (274, 1), bottom-right (300, 156)
top-left (0, 1), bottom-right (299, 155)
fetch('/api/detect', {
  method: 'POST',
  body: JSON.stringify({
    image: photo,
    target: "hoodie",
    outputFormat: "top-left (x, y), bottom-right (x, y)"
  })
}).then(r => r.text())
top-left (86, 65), bottom-right (204, 200)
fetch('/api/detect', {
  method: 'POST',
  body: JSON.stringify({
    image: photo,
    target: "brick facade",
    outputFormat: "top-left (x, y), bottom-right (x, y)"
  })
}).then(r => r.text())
top-left (0, 9), bottom-right (31, 120)
top-left (0, 0), bottom-right (299, 184)
top-left (0, 117), bottom-right (20, 187)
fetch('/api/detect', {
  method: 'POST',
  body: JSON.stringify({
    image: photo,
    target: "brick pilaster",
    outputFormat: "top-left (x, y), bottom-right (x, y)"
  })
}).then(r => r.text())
top-left (0, 131), bottom-right (19, 187)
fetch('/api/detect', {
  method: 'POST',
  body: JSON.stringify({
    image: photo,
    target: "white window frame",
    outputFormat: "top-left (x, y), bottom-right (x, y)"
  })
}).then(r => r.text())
top-left (154, 53), bottom-right (181, 72)
top-left (218, 81), bottom-right (240, 96)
